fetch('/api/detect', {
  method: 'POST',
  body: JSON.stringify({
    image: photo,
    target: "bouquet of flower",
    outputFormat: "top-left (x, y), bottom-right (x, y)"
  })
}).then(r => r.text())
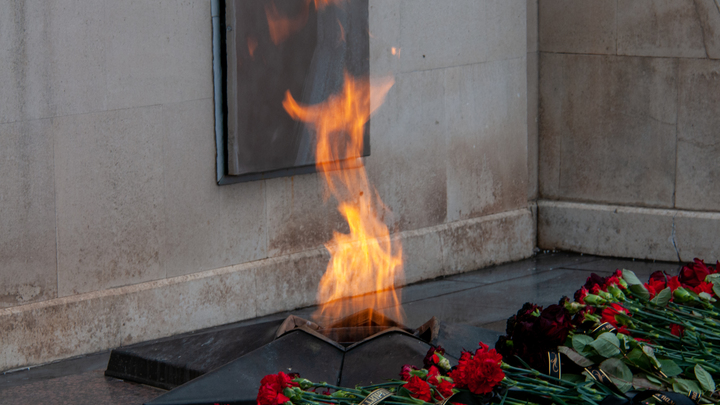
top-left (496, 259), bottom-right (720, 404)
top-left (257, 343), bottom-right (616, 405)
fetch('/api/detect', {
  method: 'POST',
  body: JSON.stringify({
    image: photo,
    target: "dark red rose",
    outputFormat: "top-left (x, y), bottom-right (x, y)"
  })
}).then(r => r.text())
top-left (399, 364), bottom-right (418, 381)
top-left (583, 273), bottom-right (608, 291)
top-left (574, 286), bottom-right (589, 304)
top-left (514, 302), bottom-right (542, 319)
top-left (671, 324), bottom-right (685, 337)
top-left (423, 345), bottom-right (446, 369)
top-left (464, 343), bottom-right (505, 395)
top-left (649, 271), bottom-right (667, 283)
top-left (680, 259), bottom-right (712, 287)
top-left (572, 305), bottom-right (596, 326)
top-left (404, 376), bottom-right (432, 402)
top-left (434, 379), bottom-right (455, 400)
top-left (497, 302), bottom-right (557, 369)
top-left (534, 304), bottom-right (573, 346)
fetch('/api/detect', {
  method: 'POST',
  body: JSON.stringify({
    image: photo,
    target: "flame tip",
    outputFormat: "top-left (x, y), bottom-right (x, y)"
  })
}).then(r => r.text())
top-left (283, 73), bottom-right (402, 325)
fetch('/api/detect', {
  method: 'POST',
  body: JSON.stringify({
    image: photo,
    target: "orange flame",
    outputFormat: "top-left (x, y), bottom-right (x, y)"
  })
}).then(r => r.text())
top-left (247, 37), bottom-right (258, 58)
top-left (283, 73), bottom-right (403, 324)
top-left (265, 2), bottom-right (310, 45)
top-left (337, 19), bottom-right (346, 44)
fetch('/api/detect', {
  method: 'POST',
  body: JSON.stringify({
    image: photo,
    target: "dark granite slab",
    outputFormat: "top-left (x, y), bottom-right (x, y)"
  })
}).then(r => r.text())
top-left (146, 329), bottom-right (345, 405)
top-left (106, 319), bottom-right (284, 390)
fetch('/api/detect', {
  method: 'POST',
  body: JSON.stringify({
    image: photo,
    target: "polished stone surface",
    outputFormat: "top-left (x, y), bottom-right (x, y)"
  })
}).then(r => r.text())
top-left (0, 252), bottom-right (685, 404)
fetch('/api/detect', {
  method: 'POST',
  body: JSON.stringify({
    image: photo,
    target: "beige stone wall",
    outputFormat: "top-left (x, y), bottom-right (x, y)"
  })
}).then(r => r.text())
top-left (0, 1), bottom-right (533, 371)
top-left (537, 0), bottom-right (720, 262)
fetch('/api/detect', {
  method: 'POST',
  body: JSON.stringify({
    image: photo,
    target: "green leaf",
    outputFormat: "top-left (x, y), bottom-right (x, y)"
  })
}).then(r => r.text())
top-left (396, 387), bottom-right (413, 398)
top-left (713, 282), bottom-right (720, 299)
top-left (600, 358), bottom-right (634, 393)
top-left (646, 375), bottom-right (663, 385)
top-left (617, 333), bottom-right (632, 351)
top-left (673, 378), bottom-right (702, 396)
top-left (561, 374), bottom-right (586, 383)
top-left (706, 274), bottom-right (720, 283)
top-left (694, 364), bottom-right (715, 392)
top-left (658, 359), bottom-right (683, 377)
top-left (589, 332), bottom-right (621, 358)
top-left (622, 269), bottom-right (643, 286)
top-left (559, 346), bottom-right (594, 367)
top-left (642, 346), bottom-right (662, 370)
top-left (626, 348), bottom-right (651, 370)
top-left (633, 375), bottom-right (663, 391)
top-left (650, 288), bottom-right (672, 307)
top-left (573, 334), bottom-right (595, 357)
top-left (699, 292), bottom-right (715, 301)
top-left (628, 284), bottom-right (650, 300)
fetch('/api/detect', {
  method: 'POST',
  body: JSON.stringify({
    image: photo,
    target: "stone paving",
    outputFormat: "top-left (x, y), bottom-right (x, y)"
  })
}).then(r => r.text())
top-left (0, 252), bottom-right (683, 404)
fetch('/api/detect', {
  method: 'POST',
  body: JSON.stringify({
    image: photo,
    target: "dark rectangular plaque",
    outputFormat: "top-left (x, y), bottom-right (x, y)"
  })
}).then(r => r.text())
top-left (221, 0), bottom-right (370, 182)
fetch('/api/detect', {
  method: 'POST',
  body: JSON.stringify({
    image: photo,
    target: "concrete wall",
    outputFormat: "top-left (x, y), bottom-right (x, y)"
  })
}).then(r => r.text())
top-left (0, 0), bottom-right (533, 371)
top-left (537, 0), bottom-right (720, 262)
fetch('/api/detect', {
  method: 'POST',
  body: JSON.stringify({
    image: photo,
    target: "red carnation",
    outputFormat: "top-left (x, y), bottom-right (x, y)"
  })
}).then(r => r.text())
top-left (466, 343), bottom-right (505, 395)
top-left (604, 275), bottom-right (622, 290)
top-left (668, 276), bottom-right (682, 292)
top-left (671, 324), bottom-right (685, 337)
top-left (448, 351), bottom-right (472, 387)
top-left (258, 385), bottom-right (291, 405)
top-left (645, 280), bottom-right (666, 299)
top-left (451, 343), bottom-right (505, 395)
top-left (434, 379), bottom-right (455, 400)
top-left (644, 271), bottom-right (667, 298)
top-left (404, 376), bottom-right (432, 402)
top-left (257, 372), bottom-right (298, 405)
top-left (260, 372), bottom-right (298, 389)
top-left (427, 366), bottom-right (441, 385)
top-left (693, 281), bottom-right (714, 296)
top-left (601, 303), bottom-right (631, 334)
top-left (400, 364), bottom-right (418, 381)
top-left (610, 270), bottom-right (627, 289)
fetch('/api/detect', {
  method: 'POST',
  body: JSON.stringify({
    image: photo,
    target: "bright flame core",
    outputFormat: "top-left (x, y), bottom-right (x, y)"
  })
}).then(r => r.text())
top-left (283, 73), bottom-right (404, 324)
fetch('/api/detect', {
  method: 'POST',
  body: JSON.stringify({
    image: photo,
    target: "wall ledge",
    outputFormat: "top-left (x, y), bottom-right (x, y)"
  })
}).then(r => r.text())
top-left (538, 200), bottom-right (720, 263)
